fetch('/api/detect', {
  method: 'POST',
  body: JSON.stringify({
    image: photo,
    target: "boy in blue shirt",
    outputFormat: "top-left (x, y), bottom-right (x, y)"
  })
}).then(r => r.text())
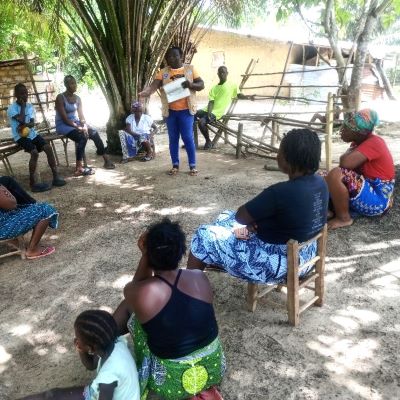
top-left (7, 83), bottom-right (66, 192)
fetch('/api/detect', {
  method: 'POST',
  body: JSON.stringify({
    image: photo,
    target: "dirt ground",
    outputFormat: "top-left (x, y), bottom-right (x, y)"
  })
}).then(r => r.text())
top-left (0, 120), bottom-right (400, 400)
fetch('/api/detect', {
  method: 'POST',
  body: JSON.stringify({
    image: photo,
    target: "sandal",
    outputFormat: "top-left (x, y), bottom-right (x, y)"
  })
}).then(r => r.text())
top-left (26, 246), bottom-right (55, 260)
top-left (141, 156), bottom-right (153, 162)
top-left (189, 168), bottom-right (198, 176)
top-left (168, 167), bottom-right (179, 175)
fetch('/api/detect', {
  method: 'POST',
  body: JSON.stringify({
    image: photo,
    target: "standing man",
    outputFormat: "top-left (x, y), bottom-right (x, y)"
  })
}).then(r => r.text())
top-left (7, 83), bottom-right (66, 192)
top-left (195, 66), bottom-right (249, 150)
top-left (139, 46), bottom-right (204, 176)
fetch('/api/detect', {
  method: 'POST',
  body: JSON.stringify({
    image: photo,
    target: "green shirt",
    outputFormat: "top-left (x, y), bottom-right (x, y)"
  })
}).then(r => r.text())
top-left (203, 81), bottom-right (238, 120)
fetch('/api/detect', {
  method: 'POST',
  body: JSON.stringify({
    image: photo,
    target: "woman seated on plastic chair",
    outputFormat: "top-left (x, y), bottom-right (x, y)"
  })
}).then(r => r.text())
top-left (0, 176), bottom-right (58, 260)
top-left (187, 129), bottom-right (329, 284)
top-left (119, 101), bottom-right (158, 163)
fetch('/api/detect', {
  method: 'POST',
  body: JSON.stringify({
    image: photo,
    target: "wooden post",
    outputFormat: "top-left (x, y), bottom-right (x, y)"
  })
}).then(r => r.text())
top-left (271, 120), bottom-right (276, 147)
top-left (247, 283), bottom-right (258, 312)
top-left (315, 224), bottom-right (328, 307)
top-left (325, 92), bottom-right (333, 171)
top-left (236, 123), bottom-right (243, 159)
top-left (287, 240), bottom-right (299, 326)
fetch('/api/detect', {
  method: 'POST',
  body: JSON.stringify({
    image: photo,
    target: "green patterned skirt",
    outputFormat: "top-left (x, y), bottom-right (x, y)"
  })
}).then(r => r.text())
top-left (128, 316), bottom-right (225, 400)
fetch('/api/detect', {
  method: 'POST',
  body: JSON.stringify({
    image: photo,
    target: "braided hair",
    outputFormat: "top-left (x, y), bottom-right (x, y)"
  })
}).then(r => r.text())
top-left (74, 310), bottom-right (118, 354)
top-left (146, 218), bottom-right (187, 271)
top-left (280, 128), bottom-right (321, 174)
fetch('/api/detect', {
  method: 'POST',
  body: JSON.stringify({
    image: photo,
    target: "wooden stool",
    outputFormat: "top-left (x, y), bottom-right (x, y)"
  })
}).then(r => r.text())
top-left (247, 224), bottom-right (328, 326)
top-left (0, 236), bottom-right (26, 260)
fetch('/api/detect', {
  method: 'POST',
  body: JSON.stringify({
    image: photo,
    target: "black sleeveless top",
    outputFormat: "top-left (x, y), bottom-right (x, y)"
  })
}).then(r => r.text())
top-left (142, 270), bottom-right (219, 359)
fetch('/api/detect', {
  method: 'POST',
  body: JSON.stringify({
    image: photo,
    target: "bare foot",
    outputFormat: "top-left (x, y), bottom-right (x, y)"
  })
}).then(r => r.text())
top-left (328, 217), bottom-right (353, 230)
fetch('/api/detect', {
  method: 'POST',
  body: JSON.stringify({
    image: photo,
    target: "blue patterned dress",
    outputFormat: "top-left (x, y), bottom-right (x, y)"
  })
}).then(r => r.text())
top-left (191, 210), bottom-right (317, 284)
top-left (0, 203), bottom-right (58, 240)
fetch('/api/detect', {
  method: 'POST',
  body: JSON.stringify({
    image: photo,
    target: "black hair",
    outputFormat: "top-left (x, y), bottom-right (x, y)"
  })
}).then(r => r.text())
top-left (146, 218), bottom-right (186, 271)
top-left (218, 66), bottom-right (227, 72)
top-left (166, 46), bottom-right (183, 57)
top-left (63, 75), bottom-right (76, 86)
top-left (280, 128), bottom-right (321, 173)
top-left (74, 310), bottom-right (118, 354)
top-left (14, 83), bottom-right (27, 95)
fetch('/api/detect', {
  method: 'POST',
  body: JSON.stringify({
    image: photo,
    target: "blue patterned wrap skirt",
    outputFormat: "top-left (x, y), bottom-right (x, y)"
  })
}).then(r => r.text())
top-left (0, 203), bottom-right (58, 240)
top-left (191, 210), bottom-right (317, 284)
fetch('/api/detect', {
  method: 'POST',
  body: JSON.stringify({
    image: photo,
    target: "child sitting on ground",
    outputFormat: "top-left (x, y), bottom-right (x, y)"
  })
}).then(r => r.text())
top-left (20, 309), bottom-right (140, 400)
top-left (119, 101), bottom-right (158, 163)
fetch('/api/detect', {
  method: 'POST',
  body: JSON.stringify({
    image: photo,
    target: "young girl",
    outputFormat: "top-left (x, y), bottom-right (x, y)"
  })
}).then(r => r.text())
top-left (20, 310), bottom-right (140, 400)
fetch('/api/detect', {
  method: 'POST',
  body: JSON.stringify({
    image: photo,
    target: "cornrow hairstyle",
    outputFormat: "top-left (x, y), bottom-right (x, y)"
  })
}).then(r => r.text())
top-left (64, 75), bottom-right (75, 86)
top-left (146, 218), bottom-right (187, 271)
top-left (166, 46), bottom-right (183, 57)
top-left (280, 128), bottom-right (321, 174)
top-left (74, 310), bottom-right (118, 354)
top-left (14, 83), bottom-right (27, 95)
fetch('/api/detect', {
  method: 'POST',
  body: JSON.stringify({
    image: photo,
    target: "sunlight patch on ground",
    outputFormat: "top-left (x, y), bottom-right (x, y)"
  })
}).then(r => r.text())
top-left (332, 376), bottom-right (382, 400)
top-left (0, 345), bottom-right (11, 364)
top-left (111, 275), bottom-right (132, 289)
top-left (368, 274), bottom-right (400, 299)
top-left (55, 344), bottom-right (68, 354)
top-left (378, 258), bottom-right (400, 278)
top-left (133, 185), bottom-right (154, 192)
top-left (114, 203), bottom-right (150, 214)
top-left (353, 239), bottom-right (400, 252)
top-left (70, 296), bottom-right (93, 308)
top-left (9, 324), bottom-right (31, 336)
top-left (155, 206), bottom-right (215, 216)
top-left (327, 251), bottom-right (381, 262)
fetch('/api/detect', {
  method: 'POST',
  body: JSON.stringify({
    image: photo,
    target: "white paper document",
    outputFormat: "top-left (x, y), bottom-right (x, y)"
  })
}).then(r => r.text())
top-left (163, 77), bottom-right (190, 103)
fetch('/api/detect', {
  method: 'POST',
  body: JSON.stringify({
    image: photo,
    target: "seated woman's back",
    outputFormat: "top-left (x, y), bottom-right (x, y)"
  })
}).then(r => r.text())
top-left (138, 269), bottom-right (218, 359)
top-left (245, 173), bottom-right (328, 244)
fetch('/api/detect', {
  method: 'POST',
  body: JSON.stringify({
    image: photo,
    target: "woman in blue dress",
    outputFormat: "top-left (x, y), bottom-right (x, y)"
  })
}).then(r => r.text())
top-left (187, 129), bottom-right (329, 284)
top-left (0, 176), bottom-right (58, 259)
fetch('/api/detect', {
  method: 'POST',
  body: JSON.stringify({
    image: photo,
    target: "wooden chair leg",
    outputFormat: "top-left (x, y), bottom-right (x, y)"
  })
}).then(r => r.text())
top-left (247, 283), bottom-right (259, 312)
top-left (62, 138), bottom-right (69, 167)
top-left (315, 224), bottom-right (327, 306)
top-left (287, 241), bottom-right (300, 326)
top-left (17, 236), bottom-right (26, 259)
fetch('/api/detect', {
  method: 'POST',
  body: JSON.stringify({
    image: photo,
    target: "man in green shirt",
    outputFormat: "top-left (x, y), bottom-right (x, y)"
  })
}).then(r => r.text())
top-left (196, 66), bottom-right (247, 150)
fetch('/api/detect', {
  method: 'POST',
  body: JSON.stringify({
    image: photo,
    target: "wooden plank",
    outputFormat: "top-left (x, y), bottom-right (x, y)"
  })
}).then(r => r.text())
top-left (236, 123), bottom-right (243, 159)
top-left (287, 239), bottom-right (300, 326)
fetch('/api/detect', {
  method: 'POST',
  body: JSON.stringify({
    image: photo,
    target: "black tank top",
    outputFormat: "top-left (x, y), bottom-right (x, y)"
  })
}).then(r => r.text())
top-left (142, 270), bottom-right (218, 359)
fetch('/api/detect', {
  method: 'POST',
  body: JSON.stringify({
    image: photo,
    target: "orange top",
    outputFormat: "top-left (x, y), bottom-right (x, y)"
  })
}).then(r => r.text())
top-left (155, 66), bottom-right (200, 111)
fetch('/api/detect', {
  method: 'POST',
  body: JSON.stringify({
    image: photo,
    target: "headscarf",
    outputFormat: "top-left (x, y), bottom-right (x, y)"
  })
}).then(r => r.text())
top-left (342, 109), bottom-right (379, 135)
top-left (131, 101), bottom-right (142, 110)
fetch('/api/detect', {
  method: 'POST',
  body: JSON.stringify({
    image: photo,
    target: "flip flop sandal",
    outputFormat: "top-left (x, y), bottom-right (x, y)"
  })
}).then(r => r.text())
top-left (26, 246), bottom-right (55, 260)
top-left (168, 167), bottom-right (179, 175)
top-left (189, 168), bottom-right (198, 176)
top-left (141, 156), bottom-right (153, 162)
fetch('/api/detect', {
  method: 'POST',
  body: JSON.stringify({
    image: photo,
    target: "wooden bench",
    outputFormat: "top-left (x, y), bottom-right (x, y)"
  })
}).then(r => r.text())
top-left (0, 129), bottom-right (69, 176)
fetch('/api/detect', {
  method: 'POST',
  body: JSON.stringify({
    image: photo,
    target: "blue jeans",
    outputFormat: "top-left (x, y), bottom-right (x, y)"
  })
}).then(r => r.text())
top-left (165, 109), bottom-right (196, 168)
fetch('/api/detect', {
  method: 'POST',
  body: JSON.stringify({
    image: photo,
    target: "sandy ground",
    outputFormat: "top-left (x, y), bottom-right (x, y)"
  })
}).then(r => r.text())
top-left (1, 117), bottom-right (400, 400)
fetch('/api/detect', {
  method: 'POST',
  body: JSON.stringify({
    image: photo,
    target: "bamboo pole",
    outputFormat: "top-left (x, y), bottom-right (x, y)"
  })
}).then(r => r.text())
top-left (325, 92), bottom-right (334, 171)
top-left (236, 123), bottom-right (243, 159)
top-left (240, 66), bottom-right (352, 77)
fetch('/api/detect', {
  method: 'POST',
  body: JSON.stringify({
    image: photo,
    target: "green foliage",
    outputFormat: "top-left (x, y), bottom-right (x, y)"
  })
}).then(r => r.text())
top-left (0, 1), bottom-right (63, 62)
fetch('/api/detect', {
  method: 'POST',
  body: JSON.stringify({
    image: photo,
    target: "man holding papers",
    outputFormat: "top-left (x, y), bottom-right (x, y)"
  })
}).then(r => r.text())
top-left (139, 46), bottom-right (204, 176)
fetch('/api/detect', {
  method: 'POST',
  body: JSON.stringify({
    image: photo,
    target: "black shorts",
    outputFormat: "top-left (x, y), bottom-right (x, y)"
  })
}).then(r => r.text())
top-left (195, 110), bottom-right (216, 124)
top-left (17, 135), bottom-right (47, 153)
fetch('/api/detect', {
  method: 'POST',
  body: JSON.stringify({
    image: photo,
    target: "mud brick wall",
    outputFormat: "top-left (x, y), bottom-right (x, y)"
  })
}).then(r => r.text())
top-left (0, 62), bottom-right (33, 127)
